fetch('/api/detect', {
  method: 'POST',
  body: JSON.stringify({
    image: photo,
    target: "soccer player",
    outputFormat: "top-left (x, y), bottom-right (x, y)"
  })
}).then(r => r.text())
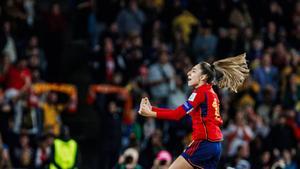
top-left (138, 54), bottom-right (249, 169)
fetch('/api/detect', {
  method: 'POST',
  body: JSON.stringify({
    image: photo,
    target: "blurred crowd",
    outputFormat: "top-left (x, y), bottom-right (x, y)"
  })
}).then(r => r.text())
top-left (0, 0), bottom-right (300, 169)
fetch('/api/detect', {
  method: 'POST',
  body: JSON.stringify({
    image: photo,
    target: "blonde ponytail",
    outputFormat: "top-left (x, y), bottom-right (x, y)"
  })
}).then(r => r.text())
top-left (212, 53), bottom-right (249, 92)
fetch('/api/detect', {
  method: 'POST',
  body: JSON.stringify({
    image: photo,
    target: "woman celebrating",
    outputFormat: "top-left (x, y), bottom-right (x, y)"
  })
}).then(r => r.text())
top-left (138, 54), bottom-right (249, 169)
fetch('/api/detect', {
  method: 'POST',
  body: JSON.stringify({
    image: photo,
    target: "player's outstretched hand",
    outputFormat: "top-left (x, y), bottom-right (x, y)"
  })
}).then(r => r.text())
top-left (138, 97), bottom-right (155, 117)
top-left (144, 97), bottom-right (152, 109)
top-left (138, 98), bottom-right (145, 114)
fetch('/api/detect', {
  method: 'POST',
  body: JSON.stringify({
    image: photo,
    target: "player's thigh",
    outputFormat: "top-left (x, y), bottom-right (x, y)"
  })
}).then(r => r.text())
top-left (169, 155), bottom-right (194, 169)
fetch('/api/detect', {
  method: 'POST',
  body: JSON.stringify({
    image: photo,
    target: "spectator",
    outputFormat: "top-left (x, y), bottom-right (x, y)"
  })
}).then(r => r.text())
top-left (0, 54), bottom-right (11, 86)
top-left (11, 94), bottom-right (39, 135)
top-left (49, 126), bottom-right (79, 169)
top-left (72, 0), bottom-right (92, 40)
top-left (289, 23), bottom-right (300, 51)
top-left (0, 133), bottom-right (13, 169)
top-left (140, 129), bottom-right (165, 169)
top-left (228, 5), bottom-right (252, 29)
top-left (40, 92), bottom-right (65, 136)
top-left (252, 53), bottom-right (279, 102)
top-left (216, 27), bottom-right (231, 58)
top-left (281, 74), bottom-right (300, 109)
top-left (251, 151), bottom-right (272, 169)
top-left (148, 50), bottom-right (175, 106)
top-left (4, 58), bottom-right (32, 96)
top-left (167, 75), bottom-right (186, 109)
top-left (273, 42), bottom-right (290, 69)
top-left (240, 26), bottom-right (254, 53)
top-left (216, 26), bottom-right (244, 57)
top-left (282, 149), bottom-right (298, 169)
top-left (34, 133), bottom-right (52, 169)
top-left (116, 0), bottom-right (145, 35)
top-left (44, 2), bottom-right (66, 81)
top-left (142, 117), bottom-right (156, 143)
top-left (172, 10), bottom-right (199, 44)
top-left (224, 111), bottom-right (254, 157)
top-left (122, 108), bottom-right (142, 149)
top-left (268, 115), bottom-right (297, 151)
top-left (265, 1), bottom-right (284, 26)
top-left (115, 148), bottom-right (143, 169)
top-left (227, 25), bottom-right (245, 56)
top-left (0, 88), bottom-right (12, 140)
top-left (28, 51), bottom-right (42, 72)
top-left (263, 21), bottom-right (278, 48)
top-left (2, 21), bottom-right (17, 64)
top-left (88, 9), bottom-right (103, 50)
top-left (151, 150), bottom-right (172, 169)
top-left (97, 95), bottom-right (123, 169)
top-left (89, 37), bottom-right (120, 83)
top-left (25, 35), bottom-right (47, 74)
top-left (231, 144), bottom-right (251, 169)
top-left (23, 0), bottom-right (35, 27)
top-left (11, 133), bottom-right (34, 168)
top-left (248, 37), bottom-right (264, 62)
top-left (121, 34), bottom-right (145, 79)
top-left (192, 23), bottom-right (218, 62)
top-left (3, 0), bottom-right (27, 26)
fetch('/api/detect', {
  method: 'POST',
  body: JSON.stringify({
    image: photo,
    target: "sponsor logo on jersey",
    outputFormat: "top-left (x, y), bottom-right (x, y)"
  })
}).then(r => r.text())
top-left (188, 93), bottom-right (197, 101)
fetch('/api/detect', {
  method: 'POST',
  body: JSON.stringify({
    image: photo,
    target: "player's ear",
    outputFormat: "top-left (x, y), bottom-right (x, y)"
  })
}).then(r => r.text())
top-left (200, 74), bottom-right (207, 81)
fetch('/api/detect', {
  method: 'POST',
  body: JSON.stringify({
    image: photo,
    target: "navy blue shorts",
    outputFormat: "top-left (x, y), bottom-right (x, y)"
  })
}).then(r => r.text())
top-left (181, 140), bottom-right (222, 169)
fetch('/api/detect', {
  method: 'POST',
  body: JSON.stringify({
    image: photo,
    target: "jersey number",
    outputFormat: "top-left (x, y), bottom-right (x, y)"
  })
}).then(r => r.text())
top-left (212, 98), bottom-right (221, 120)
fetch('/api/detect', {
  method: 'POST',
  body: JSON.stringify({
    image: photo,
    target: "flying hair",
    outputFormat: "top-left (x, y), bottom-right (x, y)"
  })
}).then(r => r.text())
top-left (212, 53), bottom-right (249, 92)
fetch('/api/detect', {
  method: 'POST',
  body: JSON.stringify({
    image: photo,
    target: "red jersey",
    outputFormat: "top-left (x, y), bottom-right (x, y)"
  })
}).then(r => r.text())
top-left (153, 83), bottom-right (223, 141)
top-left (5, 66), bottom-right (31, 90)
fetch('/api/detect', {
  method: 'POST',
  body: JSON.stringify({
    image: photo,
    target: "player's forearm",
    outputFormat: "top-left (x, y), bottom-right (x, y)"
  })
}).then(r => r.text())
top-left (152, 106), bottom-right (185, 120)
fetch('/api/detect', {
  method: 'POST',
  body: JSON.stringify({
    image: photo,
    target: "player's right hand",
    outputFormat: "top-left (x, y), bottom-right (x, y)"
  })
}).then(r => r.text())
top-left (138, 97), bottom-right (155, 117)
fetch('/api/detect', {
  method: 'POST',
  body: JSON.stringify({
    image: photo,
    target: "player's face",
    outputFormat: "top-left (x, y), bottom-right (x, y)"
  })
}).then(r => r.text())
top-left (187, 64), bottom-right (204, 87)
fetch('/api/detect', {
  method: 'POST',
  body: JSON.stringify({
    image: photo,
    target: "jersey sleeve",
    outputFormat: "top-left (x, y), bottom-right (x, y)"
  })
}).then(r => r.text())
top-left (153, 89), bottom-right (205, 120)
top-left (182, 90), bottom-right (205, 114)
top-left (152, 106), bottom-right (186, 120)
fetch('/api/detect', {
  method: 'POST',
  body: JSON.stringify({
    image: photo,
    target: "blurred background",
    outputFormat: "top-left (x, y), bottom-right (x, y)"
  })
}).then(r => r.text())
top-left (0, 0), bottom-right (300, 168)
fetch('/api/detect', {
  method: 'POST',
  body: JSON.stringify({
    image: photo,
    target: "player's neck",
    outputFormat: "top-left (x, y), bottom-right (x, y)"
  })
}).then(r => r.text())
top-left (195, 81), bottom-right (207, 89)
